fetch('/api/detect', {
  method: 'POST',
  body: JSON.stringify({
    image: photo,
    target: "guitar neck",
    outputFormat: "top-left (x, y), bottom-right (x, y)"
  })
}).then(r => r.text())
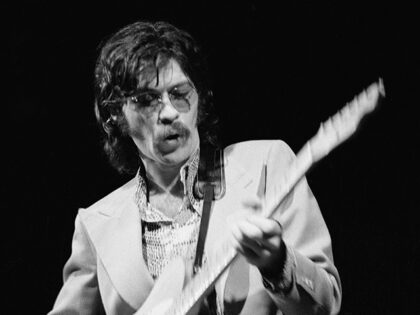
top-left (264, 142), bottom-right (315, 218)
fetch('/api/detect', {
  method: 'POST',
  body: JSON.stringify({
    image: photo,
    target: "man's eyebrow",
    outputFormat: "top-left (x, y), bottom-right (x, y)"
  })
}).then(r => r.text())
top-left (169, 81), bottom-right (193, 89)
top-left (139, 80), bottom-right (193, 93)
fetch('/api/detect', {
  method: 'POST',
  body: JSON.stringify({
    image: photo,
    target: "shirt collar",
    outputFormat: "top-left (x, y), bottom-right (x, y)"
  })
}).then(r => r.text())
top-left (135, 147), bottom-right (201, 222)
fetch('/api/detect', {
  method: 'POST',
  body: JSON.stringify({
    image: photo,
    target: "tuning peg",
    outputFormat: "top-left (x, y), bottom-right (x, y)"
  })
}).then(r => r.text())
top-left (376, 78), bottom-right (386, 96)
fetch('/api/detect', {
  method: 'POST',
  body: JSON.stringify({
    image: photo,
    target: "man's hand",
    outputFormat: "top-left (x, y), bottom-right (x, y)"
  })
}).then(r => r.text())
top-left (229, 198), bottom-right (285, 276)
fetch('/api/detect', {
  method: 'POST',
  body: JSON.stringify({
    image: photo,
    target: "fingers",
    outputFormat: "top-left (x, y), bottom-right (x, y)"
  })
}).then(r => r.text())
top-left (227, 197), bottom-right (284, 268)
top-left (230, 215), bottom-right (283, 267)
top-left (245, 215), bottom-right (282, 238)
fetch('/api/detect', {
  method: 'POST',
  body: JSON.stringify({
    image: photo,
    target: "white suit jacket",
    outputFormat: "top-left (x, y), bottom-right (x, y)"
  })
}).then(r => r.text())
top-left (49, 140), bottom-right (342, 315)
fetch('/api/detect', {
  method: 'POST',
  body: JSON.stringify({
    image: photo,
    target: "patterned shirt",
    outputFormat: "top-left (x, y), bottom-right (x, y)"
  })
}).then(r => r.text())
top-left (135, 148), bottom-right (203, 279)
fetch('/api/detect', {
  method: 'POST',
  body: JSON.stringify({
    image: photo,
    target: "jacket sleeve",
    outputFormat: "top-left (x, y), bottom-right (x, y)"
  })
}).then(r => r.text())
top-left (48, 211), bottom-right (104, 315)
top-left (263, 140), bottom-right (342, 315)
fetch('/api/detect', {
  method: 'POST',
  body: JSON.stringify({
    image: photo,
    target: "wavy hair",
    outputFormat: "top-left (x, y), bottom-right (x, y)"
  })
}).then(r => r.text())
top-left (94, 21), bottom-right (219, 174)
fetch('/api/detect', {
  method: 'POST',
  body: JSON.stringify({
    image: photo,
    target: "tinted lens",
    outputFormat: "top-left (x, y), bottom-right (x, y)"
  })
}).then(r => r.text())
top-left (170, 97), bottom-right (191, 112)
top-left (134, 93), bottom-right (159, 106)
top-left (169, 85), bottom-right (196, 112)
top-left (130, 93), bottom-right (160, 113)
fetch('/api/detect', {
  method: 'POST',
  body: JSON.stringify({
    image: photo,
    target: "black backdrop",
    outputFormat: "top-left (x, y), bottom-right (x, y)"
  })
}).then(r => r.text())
top-left (2, 2), bottom-right (419, 314)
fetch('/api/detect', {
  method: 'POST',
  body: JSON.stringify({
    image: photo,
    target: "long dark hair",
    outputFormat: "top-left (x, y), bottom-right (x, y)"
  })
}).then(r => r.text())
top-left (94, 21), bottom-right (219, 174)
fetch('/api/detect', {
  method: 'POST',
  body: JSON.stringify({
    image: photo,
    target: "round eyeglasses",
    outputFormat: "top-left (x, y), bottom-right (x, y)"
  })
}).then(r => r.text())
top-left (128, 83), bottom-right (197, 113)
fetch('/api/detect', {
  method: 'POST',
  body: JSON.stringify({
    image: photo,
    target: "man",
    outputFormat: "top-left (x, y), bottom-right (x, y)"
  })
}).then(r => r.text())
top-left (49, 21), bottom-right (341, 314)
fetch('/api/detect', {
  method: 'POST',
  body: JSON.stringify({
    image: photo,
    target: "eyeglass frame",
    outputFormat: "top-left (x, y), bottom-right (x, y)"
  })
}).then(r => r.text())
top-left (123, 81), bottom-right (197, 113)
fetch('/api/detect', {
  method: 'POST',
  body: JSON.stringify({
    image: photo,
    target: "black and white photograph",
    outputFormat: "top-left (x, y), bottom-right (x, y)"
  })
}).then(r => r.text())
top-left (2, 2), bottom-right (418, 314)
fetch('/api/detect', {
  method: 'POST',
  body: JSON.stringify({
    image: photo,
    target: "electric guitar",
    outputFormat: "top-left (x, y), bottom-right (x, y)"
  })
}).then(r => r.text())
top-left (135, 79), bottom-right (386, 315)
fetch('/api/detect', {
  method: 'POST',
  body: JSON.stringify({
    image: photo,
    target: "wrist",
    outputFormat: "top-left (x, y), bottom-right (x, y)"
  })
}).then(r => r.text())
top-left (260, 240), bottom-right (293, 294)
top-left (260, 239), bottom-right (287, 279)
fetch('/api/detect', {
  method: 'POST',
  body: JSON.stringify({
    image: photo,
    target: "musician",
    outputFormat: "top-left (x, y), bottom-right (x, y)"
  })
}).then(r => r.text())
top-left (49, 21), bottom-right (341, 315)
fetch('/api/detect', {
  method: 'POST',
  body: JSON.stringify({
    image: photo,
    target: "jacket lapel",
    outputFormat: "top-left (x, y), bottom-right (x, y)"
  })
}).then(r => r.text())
top-left (81, 186), bottom-right (154, 310)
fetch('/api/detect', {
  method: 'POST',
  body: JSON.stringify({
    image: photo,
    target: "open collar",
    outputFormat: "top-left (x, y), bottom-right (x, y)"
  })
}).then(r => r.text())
top-left (135, 147), bottom-right (201, 223)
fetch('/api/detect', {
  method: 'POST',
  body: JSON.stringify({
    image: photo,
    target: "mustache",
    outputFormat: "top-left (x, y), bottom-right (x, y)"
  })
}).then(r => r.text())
top-left (157, 121), bottom-right (190, 141)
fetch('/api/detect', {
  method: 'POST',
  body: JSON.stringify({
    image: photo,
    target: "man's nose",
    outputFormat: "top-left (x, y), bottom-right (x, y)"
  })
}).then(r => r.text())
top-left (158, 93), bottom-right (179, 123)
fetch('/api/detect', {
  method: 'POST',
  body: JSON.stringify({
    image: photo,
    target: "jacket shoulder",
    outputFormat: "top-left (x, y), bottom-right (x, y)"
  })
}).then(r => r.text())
top-left (224, 140), bottom-right (295, 166)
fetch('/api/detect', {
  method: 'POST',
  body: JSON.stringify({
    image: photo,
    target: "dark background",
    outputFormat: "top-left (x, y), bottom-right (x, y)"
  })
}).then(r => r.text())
top-left (2, 2), bottom-right (419, 314)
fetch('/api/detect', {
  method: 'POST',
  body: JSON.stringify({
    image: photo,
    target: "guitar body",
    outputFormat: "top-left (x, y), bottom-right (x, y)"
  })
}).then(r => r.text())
top-left (135, 258), bottom-right (190, 315)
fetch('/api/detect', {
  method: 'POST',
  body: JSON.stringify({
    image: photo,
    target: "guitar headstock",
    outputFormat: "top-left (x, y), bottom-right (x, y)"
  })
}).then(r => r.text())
top-left (309, 79), bottom-right (385, 162)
